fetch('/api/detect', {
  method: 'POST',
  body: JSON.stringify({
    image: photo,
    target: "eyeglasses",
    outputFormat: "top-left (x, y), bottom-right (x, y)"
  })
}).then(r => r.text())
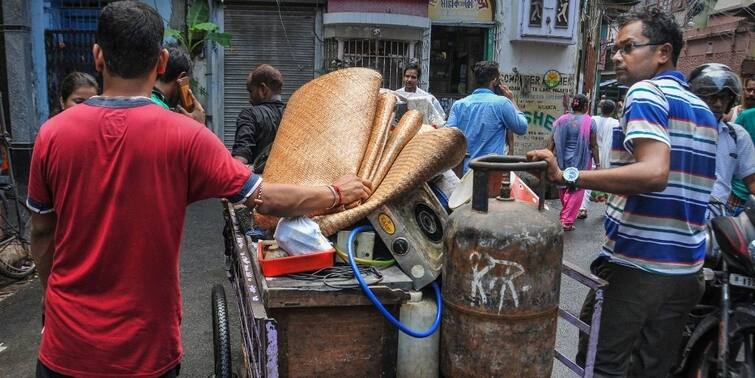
top-left (611, 41), bottom-right (666, 56)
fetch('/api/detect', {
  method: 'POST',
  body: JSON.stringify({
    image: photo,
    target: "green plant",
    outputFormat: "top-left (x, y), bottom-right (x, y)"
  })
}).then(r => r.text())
top-left (165, 1), bottom-right (231, 59)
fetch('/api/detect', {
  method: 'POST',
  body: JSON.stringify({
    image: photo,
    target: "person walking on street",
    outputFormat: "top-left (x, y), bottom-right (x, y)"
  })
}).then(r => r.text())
top-left (56, 72), bottom-right (99, 114)
top-left (150, 45), bottom-right (205, 123)
top-left (231, 64), bottom-right (285, 173)
top-left (528, 8), bottom-right (716, 376)
top-left (447, 60), bottom-right (528, 173)
top-left (548, 94), bottom-right (599, 230)
top-left (727, 75), bottom-right (755, 121)
top-left (28, 2), bottom-right (371, 377)
top-left (730, 89), bottom-right (755, 215)
top-left (395, 63), bottom-right (446, 126)
top-left (688, 64), bottom-right (755, 219)
top-left (579, 99), bottom-right (618, 215)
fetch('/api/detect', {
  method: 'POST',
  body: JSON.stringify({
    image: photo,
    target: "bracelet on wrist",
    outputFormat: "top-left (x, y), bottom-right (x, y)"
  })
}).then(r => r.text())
top-left (332, 185), bottom-right (343, 206)
top-left (254, 182), bottom-right (264, 205)
top-left (326, 185), bottom-right (339, 209)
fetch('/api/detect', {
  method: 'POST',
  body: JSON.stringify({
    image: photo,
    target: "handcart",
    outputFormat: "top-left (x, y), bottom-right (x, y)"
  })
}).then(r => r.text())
top-left (215, 201), bottom-right (607, 378)
top-left (215, 201), bottom-right (418, 378)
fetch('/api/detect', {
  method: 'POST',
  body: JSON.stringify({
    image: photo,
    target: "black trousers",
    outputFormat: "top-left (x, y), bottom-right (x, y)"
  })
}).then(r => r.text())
top-left (36, 360), bottom-right (180, 378)
top-left (576, 257), bottom-right (704, 377)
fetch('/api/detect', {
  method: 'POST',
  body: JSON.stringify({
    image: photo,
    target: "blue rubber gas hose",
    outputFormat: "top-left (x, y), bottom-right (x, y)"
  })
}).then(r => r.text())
top-left (346, 225), bottom-right (442, 338)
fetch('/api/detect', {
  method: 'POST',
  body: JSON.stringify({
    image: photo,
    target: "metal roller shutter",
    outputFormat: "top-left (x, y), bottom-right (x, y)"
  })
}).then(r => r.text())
top-left (223, 3), bottom-right (316, 147)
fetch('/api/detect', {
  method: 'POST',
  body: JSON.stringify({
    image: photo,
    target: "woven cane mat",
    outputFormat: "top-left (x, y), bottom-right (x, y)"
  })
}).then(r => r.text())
top-left (315, 127), bottom-right (466, 236)
top-left (255, 68), bottom-right (381, 229)
top-left (263, 68), bottom-right (381, 186)
top-left (370, 110), bottom-right (424, 188)
top-left (358, 92), bottom-right (396, 182)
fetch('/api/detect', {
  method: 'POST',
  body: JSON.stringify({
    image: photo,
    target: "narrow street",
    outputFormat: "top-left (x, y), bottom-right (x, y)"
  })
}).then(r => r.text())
top-left (0, 197), bottom-right (607, 377)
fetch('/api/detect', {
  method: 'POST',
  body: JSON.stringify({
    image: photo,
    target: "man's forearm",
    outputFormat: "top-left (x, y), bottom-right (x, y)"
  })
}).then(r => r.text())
top-left (591, 147), bottom-right (600, 168)
top-left (253, 183), bottom-right (334, 217)
top-left (745, 174), bottom-right (755, 195)
top-left (576, 162), bottom-right (668, 194)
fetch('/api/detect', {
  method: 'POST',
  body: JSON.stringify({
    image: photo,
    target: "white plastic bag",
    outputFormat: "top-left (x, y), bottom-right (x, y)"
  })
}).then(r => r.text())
top-left (273, 216), bottom-right (332, 256)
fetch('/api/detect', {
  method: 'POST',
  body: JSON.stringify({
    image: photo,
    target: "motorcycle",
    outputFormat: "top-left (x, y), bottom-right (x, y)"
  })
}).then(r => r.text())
top-left (674, 196), bottom-right (755, 377)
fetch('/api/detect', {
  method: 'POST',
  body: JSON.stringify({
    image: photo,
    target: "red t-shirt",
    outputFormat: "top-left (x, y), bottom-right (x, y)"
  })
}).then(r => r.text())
top-left (27, 96), bottom-right (259, 377)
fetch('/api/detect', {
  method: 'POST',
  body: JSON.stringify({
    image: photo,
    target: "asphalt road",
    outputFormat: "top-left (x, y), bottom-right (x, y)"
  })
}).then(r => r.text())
top-left (0, 198), bottom-right (607, 377)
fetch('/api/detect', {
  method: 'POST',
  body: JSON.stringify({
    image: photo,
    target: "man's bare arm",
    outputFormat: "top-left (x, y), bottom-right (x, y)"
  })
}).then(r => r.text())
top-left (590, 131), bottom-right (600, 168)
top-left (527, 138), bottom-right (670, 195)
top-left (244, 174), bottom-right (372, 217)
top-left (745, 173), bottom-right (755, 196)
top-left (31, 213), bottom-right (57, 292)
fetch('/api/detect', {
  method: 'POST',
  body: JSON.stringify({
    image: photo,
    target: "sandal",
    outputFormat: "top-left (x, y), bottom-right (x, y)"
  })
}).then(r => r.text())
top-left (563, 224), bottom-right (576, 231)
top-left (577, 209), bottom-right (588, 219)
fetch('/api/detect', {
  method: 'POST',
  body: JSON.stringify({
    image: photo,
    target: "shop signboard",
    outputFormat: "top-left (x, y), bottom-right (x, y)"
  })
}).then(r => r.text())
top-left (428, 0), bottom-right (494, 23)
top-left (500, 71), bottom-right (576, 154)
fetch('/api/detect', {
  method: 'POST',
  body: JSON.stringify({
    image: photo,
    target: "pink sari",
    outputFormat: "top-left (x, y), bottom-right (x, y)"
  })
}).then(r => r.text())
top-left (559, 187), bottom-right (586, 227)
top-left (553, 114), bottom-right (593, 227)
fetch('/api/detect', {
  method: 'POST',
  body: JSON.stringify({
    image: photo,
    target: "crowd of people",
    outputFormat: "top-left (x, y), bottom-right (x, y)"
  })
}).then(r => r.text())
top-left (26, 0), bottom-right (755, 377)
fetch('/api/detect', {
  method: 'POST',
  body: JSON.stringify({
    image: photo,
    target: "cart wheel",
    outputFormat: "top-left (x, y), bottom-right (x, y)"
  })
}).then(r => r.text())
top-left (212, 284), bottom-right (232, 378)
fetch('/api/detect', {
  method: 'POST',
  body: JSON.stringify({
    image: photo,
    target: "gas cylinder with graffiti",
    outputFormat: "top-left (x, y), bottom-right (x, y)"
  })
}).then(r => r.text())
top-left (441, 155), bottom-right (563, 377)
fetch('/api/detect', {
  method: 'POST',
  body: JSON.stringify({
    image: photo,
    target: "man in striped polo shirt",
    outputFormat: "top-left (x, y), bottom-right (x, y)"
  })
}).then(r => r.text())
top-left (528, 8), bottom-right (717, 377)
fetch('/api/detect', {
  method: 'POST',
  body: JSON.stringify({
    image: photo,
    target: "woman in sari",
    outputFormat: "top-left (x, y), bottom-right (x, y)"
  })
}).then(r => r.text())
top-left (548, 94), bottom-right (600, 231)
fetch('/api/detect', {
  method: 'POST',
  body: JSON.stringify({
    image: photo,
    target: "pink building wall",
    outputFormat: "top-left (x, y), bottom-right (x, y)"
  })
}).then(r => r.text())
top-left (327, 0), bottom-right (428, 17)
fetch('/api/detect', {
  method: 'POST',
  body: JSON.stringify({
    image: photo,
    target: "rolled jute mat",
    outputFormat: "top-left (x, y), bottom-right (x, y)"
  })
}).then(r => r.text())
top-left (263, 67), bottom-right (382, 187)
top-left (358, 92), bottom-right (396, 182)
top-left (315, 127), bottom-right (467, 236)
top-left (256, 68), bottom-right (382, 229)
top-left (369, 110), bottom-right (424, 188)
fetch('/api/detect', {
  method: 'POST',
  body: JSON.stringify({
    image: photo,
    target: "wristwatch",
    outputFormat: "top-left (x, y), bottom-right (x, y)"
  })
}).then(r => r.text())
top-left (563, 167), bottom-right (580, 190)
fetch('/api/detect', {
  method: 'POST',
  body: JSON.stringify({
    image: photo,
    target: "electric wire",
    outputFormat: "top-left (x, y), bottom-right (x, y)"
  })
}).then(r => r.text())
top-left (346, 225), bottom-right (442, 338)
top-left (333, 245), bottom-right (396, 269)
top-left (274, 0), bottom-right (301, 68)
top-left (286, 265), bottom-right (384, 290)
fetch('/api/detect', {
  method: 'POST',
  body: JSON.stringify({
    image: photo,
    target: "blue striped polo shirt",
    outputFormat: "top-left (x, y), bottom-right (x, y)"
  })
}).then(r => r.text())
top-left (602, 71), bottom-right (718, 275)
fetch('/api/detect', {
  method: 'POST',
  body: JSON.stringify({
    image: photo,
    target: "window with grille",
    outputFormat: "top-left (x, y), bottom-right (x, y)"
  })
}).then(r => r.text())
top-left (324, 39), bottom-right (421, 90)
top-left (48, 0), bottom-right (116, 30)
top-left (45, 1), bottom-right (115, 114)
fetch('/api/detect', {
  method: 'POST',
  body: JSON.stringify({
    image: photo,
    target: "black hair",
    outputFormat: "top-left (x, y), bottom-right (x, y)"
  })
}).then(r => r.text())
top-left (744, 76), bottom-right (755, 87)
top-left (571, 94), bottom-right (589, 112)
top-left (617, 8), bottom-right (684, 66)
top-left (473, 60), bottom-right (500, 88)
top-left (600, 99), bottom-right (616, 116)
top-left (246, 64), bottom-right (283, 94)
top-left (157, 45), bottom-right (191, 83)
top-left (60, 72), bottom-right (99, 101)
top-left (96, 1), bottom-right (164, 78)
top-left (404, 63), bottom-right (421, 78)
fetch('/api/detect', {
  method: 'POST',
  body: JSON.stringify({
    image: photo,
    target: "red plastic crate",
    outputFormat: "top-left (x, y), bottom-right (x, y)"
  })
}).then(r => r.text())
top-left (257, 241), bottom-right (335, 277)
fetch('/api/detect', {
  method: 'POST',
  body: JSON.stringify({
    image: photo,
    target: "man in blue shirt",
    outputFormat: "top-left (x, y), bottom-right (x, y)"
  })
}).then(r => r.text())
top-left (446, 61), bottom-right (528, 172)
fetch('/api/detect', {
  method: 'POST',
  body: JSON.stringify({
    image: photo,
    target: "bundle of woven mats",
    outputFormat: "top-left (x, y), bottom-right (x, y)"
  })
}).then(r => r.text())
top-left (257, 67), bottom-right (466, 236)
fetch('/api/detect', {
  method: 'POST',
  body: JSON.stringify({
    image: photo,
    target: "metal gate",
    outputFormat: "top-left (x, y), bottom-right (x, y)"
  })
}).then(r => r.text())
top-left (324, 39), bottom-right (421, 90)
top-left (44, 30), bottom-right (99, 115)
top-left (222, 4), bottom-right (317, 147)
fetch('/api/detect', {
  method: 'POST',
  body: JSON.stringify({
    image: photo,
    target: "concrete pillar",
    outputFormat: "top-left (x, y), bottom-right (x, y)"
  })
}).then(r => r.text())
top-left (420, 28), bottom-right (431, 91)
top-left (2, 0), bottom-right (37, 145)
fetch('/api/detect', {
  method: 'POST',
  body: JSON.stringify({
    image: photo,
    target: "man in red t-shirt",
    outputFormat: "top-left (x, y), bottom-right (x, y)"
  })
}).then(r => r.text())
top-left (28, 2), bottom-right (371, 377)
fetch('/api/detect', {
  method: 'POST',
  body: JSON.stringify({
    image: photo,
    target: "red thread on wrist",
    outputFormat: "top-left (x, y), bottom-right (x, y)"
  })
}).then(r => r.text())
top-left (255, 182), bottom-right (263, 202)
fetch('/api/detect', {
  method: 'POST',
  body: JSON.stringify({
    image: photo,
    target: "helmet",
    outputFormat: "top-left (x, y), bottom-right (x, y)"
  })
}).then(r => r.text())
top-left (688, 63), bottom-right (742, 113)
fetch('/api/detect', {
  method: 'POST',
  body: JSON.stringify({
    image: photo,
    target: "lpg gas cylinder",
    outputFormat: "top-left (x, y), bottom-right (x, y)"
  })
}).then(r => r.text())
top-left (441, 155), bottom-right (563, 377)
